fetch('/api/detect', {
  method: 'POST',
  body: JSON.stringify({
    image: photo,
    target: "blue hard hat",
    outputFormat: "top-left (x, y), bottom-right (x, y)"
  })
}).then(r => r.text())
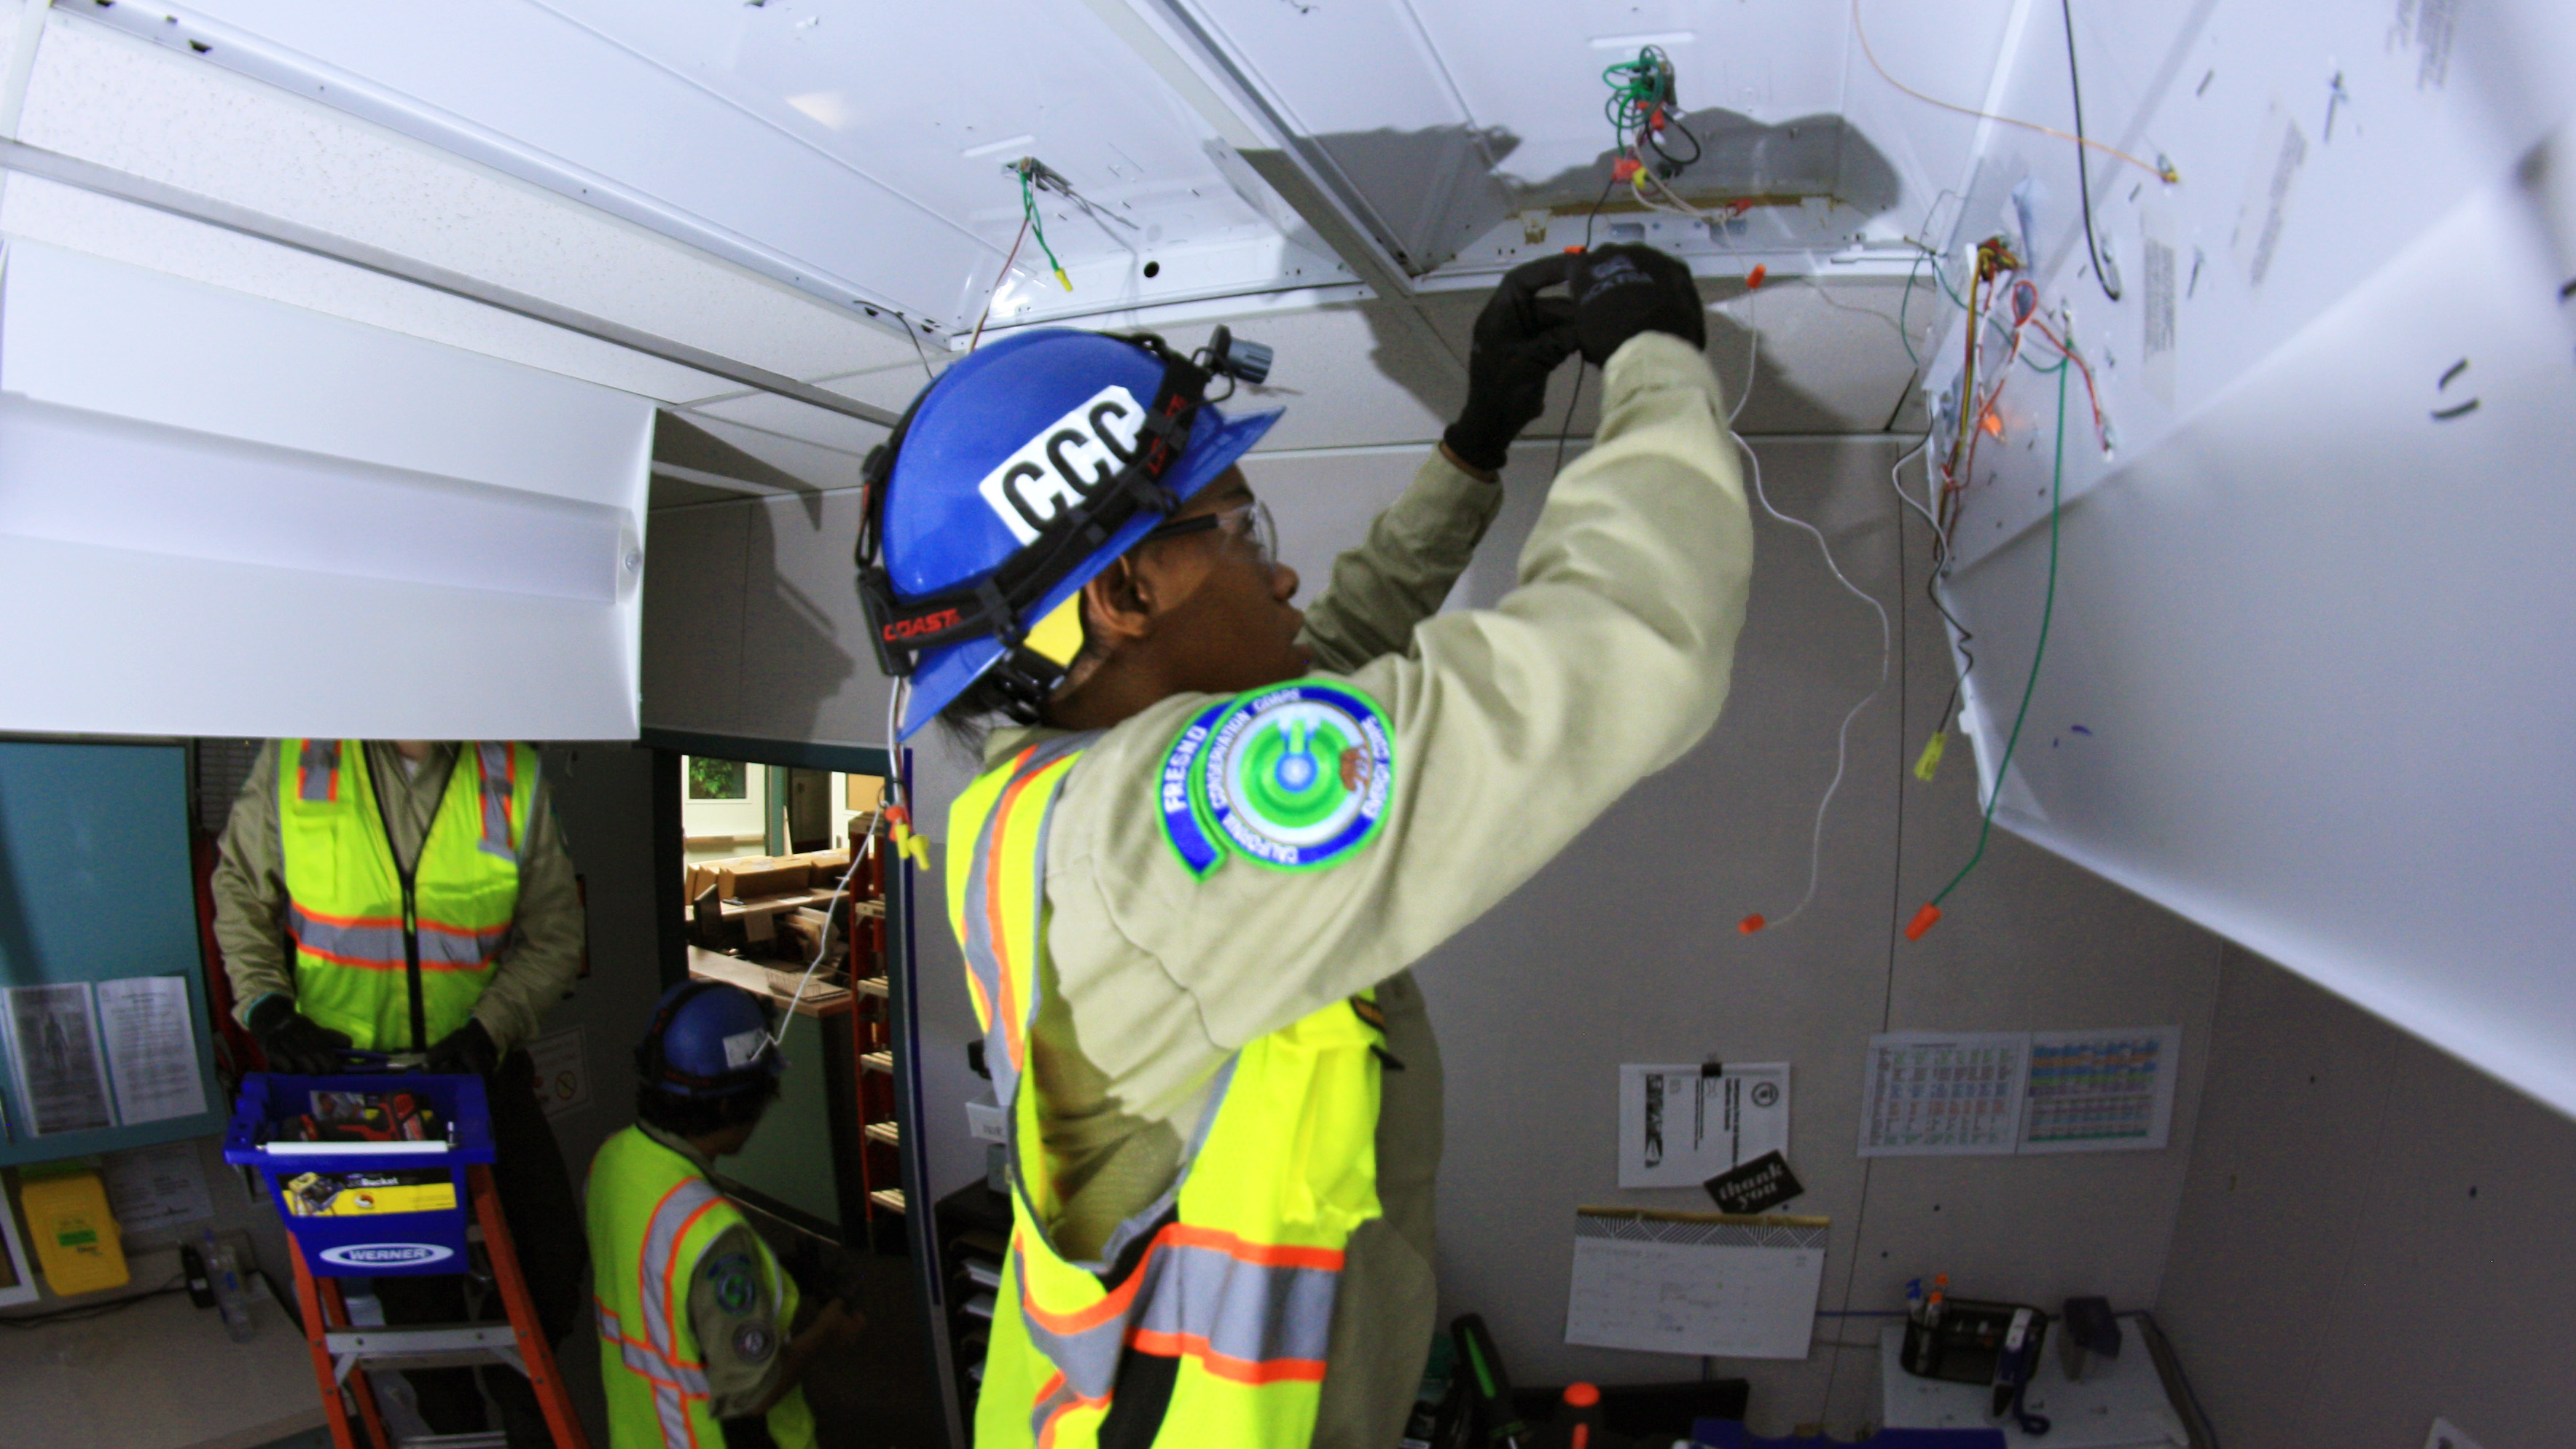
top-left (635, 981), bottom-right (786, 1099)
top-left (869, 328), bottom-right (1282, 738)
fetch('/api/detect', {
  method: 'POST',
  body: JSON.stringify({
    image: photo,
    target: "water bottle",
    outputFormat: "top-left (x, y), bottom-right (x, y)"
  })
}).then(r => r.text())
top-left (202, 1230), bottom-right (257, 1343)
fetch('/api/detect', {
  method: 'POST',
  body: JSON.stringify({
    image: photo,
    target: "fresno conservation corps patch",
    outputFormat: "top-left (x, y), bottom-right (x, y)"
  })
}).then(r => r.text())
top-left (1159, 683), bottom-right (1393, 875)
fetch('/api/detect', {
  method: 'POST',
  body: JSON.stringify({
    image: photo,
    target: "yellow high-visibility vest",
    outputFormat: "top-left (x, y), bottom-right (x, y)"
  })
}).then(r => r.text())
top-left (585, 1125), bottom-right (816, 1449)
top-left (275, 740), bottom-right (539, 1052)
top-left (948, 736), bottom-right (1385, 1448)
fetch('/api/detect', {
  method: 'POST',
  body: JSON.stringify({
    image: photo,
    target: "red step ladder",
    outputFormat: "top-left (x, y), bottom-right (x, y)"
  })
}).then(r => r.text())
top-left (284, 1163), bottom-right (589, 1449)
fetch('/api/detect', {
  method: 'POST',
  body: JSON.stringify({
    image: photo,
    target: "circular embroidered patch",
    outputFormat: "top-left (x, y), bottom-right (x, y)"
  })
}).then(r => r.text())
top-left (732, 1322), bottom-right (775, 1363)
top-left (708, 1254), bottom-right (758, 1316)
top-left (1191, 683), bottom-right (1394, 872)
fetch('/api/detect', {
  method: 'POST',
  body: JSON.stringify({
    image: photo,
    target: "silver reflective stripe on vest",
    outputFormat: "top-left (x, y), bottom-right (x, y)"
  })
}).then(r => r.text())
top-left (1017, 1226), bottom-right (1339, 1403)
top-left (474, 742), bottom-right (522, 862)
top-left (297, 739), bottom-right (340, 803)
top-left (958, 733), bottom-right (1095, 1112)
top-left (597, 1300), bottom-right (713, 1394)
top-left (289, 903), bottom-right (508, 970)
top-left (636, 1176), bottom-right (726, 1448)
top-left (597, 1299), bottom-right (710, 1449)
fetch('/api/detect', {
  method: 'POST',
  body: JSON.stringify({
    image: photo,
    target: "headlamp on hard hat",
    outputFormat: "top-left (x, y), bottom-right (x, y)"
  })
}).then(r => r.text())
top-left (853, 327), bottom-right (1275, 723)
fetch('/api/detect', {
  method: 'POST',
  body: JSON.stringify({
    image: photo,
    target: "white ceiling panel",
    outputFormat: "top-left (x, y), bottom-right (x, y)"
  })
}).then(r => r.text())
top-left (0, 174), bottom-right (729, 401)
top-left (79, 0), bottom-right (1351, 334)
top-left (18, 14), bottom-right (923, 380)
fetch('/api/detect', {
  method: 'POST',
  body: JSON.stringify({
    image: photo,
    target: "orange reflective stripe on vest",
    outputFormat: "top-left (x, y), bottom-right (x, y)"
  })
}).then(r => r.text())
top-left (586, 1126), bottom-right (814, 1449)
top-left (277, 740), bottom-right (536, 1052)
top-left (947, 734), bottom-right (1385, 1449)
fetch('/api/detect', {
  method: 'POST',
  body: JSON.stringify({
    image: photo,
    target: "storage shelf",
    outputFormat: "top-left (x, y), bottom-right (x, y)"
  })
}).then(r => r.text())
top-left (868, 1187), bottom-right (906, 1214)
top-left (864, 1120), bottom-right (900, 1146)
top-left (861, 1050), bottom-right (893, 1075)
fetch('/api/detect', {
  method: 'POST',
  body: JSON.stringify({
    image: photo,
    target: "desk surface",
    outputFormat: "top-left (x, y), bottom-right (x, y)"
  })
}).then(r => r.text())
top-left (0, 1287), bottom-right (325, 1449)
top-left (1877, 1315), bottom-right (2190, 1448)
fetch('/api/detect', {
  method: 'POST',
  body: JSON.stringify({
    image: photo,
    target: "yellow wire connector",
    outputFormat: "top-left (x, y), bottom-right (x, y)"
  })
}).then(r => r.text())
top-left (884, 804), bottom-right (932, 871)
top-left (1913, 731), bottom-right (1948, 783)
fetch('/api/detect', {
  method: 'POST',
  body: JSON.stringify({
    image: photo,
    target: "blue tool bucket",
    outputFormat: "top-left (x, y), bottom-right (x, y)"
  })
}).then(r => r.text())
top-left (224, 1072), bottom-right (495, 1278)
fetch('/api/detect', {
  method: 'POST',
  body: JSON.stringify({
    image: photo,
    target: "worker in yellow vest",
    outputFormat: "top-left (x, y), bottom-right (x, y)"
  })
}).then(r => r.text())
top-left (851, 243), bottom-right (1752, 1446)
top-left (212, 739), bottom-right (588, 1447)
top-left (589, 980), bottom-right (864, 1449)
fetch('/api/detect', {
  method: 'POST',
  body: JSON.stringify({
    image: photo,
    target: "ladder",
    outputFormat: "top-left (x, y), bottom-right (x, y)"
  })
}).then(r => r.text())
top-left (283, 1163), bottom-right (589, 1449)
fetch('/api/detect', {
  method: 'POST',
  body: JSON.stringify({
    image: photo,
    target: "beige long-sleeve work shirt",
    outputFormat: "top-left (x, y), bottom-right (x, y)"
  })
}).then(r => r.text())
top-left (210, 740), bottom-right (585, 1056)
top-left (973, 331), bottom-right (1754, 1448)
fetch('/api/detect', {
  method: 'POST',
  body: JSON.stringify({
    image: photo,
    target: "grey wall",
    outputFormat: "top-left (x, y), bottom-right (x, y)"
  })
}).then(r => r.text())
top-left (536, 742), bottom-right (677, 1177)
top-left (2156, 947), bottom-right (2576, 1449)
top-left (641, 490), bottom-right (888, 748)
top-left (1412, 436), bottom-right (2225, 1435)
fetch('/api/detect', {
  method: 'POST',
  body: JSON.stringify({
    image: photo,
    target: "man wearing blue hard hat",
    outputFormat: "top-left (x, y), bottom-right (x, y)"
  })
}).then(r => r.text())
top-left (587, 981), bottom-right (864, 1449)
top-left (856, 243), bottom-right (1752, 1448)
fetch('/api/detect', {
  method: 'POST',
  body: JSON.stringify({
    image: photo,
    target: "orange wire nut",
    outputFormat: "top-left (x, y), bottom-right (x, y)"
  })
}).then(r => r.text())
top-left (1739, 914), bottom-right (1767, 934)
top-left (1903, 903), bottom-right (1943, 941)
top-left (1746, 263), bottom-right (1768, 290)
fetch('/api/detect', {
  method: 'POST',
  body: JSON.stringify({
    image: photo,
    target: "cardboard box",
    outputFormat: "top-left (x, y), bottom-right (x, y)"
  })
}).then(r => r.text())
top-left (778, 906), bottom-right (830, 963)
top-left (719, 857), bottom-right (810, 900)
top-left (845, 774), bottom-right (885, 810)
top-left (803, 848), bottom-right (853, 887)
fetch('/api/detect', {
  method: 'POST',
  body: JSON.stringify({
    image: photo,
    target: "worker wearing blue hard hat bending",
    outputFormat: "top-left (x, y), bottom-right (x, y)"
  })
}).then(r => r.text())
top-left (855, 243), bottom-right (1753, 1448)
top-left (587, 981), bottom-right (864, 1449)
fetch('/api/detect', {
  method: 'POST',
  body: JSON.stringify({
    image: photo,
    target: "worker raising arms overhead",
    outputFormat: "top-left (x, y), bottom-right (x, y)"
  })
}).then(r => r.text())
top-left (854, 243), bottom-right (1751, 1448)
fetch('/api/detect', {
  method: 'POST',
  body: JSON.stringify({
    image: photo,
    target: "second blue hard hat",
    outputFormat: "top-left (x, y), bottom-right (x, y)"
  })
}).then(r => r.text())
top-left (635, 980), bottom-right (786, 1099)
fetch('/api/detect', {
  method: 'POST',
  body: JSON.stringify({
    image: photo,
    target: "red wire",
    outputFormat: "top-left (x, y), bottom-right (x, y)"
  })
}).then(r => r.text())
top-left (968, 211), bottom-right (1032, 353)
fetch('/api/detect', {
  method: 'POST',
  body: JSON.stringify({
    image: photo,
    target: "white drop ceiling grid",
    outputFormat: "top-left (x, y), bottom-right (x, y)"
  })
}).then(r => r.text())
top-left (83, 0), bottom-right (1356, 332)
top-left (0, 0), bottom-right (1980, 500)
top-left (7, 9), bottom-right (924, 386)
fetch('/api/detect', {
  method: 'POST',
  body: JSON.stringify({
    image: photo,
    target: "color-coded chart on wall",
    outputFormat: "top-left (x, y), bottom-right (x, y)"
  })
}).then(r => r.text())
top-left (1858, 1027), bottom-right (2180, 1158)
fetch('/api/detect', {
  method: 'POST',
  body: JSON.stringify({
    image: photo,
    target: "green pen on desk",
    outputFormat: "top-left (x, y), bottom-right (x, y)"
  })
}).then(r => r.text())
top-left (1452, 1313), bottom-right (1532, 1449)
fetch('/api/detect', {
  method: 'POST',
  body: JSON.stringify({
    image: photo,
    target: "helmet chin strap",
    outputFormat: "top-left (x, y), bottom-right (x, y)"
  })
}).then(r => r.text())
top-left (985, 592), bottom-right (1092, 726)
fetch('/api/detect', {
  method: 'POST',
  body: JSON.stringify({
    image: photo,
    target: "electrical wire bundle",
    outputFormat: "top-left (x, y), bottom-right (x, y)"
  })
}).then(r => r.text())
top-left (971, 157), bottom-right (1081, 349)
top-left (1602, 47), bottom-right (1699, 178)
top-left (1591, 46), bottom-right (1758, 234)
top-left (1014, 157), bottom-right (1075, 294)
top-left (1892, 238), bottom-right (2107, 939)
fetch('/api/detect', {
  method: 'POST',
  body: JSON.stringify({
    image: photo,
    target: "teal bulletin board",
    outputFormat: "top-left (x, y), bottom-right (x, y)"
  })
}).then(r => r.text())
top-left (0, 741), bottom-right (226, 1166)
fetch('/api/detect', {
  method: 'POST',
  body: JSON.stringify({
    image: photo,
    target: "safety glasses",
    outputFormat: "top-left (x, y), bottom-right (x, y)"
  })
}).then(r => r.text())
top-left (1140, 498), bottom-right (1277, 568)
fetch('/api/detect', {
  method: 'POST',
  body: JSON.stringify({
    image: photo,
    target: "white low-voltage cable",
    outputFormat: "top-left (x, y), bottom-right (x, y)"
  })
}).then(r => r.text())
top-left (1726, 285), bottom-right (1894, 935)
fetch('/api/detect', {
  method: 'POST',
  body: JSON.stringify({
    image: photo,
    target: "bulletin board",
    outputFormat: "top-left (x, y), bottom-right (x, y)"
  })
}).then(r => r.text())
top-left (0, 741), bottom-right (226, 1166)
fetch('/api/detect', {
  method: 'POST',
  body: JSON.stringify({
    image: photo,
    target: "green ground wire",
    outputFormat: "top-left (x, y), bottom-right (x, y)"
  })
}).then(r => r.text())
top-left (1018, 166), bottom-right (1068, 288)
top-left (1898, 248), bottom-right (1926, 369)
top-left (1930, 361), bottom-right (2068, 907)
top-left (1602, 47), bottom-right (1673, 146)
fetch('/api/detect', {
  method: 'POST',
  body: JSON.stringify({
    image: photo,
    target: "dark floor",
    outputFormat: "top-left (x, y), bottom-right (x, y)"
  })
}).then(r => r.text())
top-left (739, 1201), bottom-right (950, 1449)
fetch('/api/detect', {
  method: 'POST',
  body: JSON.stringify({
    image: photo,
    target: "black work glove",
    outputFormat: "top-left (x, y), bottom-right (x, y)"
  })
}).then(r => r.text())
top-left (1441, 253), bottom-right (1581, 472)
top-left (1569, 243), bottom-right (1707, 366)
top-left (423, 1019), bottom-right (500, 1077)
top-left (247, 994), bottom-right (353, 1075)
